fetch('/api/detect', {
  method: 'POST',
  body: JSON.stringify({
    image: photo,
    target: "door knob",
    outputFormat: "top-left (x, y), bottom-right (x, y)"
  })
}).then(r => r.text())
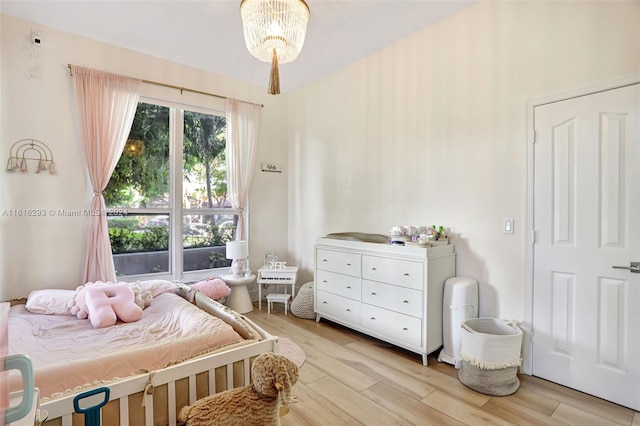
top-left (612, 261), bottom-right (640, 273)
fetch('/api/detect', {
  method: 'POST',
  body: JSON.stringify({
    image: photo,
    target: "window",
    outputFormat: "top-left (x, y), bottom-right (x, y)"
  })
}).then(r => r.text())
top-left (105, 100), bottom-right (238, 280)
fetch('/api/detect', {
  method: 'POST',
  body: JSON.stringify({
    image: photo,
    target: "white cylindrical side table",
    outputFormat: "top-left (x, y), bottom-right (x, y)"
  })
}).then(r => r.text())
top-left (221, 274), bottom-right (256, 313)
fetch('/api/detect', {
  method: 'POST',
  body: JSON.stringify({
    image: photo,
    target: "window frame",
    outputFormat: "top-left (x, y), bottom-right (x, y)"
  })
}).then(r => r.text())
top-left (110, 95), bottom-right (242, 282)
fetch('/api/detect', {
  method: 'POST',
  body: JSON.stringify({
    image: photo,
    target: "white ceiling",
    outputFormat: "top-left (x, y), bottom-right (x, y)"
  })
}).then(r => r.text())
top-left (0, 0), bottom-right (474, 93)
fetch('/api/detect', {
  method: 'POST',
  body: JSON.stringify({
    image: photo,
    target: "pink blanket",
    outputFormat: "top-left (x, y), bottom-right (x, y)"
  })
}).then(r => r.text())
top-left (9, 292), bottom-right (245, 399)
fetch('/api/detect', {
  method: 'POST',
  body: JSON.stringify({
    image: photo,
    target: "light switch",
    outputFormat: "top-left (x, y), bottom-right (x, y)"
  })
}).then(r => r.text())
top-left (504, 218), bottom-right (514, 234)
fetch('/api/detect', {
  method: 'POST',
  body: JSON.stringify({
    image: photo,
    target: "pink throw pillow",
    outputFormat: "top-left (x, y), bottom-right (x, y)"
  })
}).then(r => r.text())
top-left (192, 278), bottom-right (230, 300)
top-left (85, 284), bottom-right (143, 328)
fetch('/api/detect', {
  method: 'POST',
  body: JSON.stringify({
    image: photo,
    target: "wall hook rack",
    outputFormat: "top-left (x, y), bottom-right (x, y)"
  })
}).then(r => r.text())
top-left (6, 139), bottom-right (56, 174)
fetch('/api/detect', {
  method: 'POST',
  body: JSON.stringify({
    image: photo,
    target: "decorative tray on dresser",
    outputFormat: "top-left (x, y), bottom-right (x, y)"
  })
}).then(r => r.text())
top-left (314, 236), bottom-right (455, 365)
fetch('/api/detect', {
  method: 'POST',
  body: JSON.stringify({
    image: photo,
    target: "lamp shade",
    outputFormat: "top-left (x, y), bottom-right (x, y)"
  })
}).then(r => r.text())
top-left (226, 241), bottom-right (248, 260)
top-left (240, 0), bottom-right (310, 64)
top-left (240, 0), bottom-right (310, 94)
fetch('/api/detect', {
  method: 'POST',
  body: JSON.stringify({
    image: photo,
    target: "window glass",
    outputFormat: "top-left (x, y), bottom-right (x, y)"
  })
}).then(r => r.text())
top-left (182, 214), bottom-right (236, 272)
top-left (183, 111), bottom-right (228, 209)
top-left (106, 103), bottom-right (170, 209)
top-left (109, 214), bottom-right (170, 277)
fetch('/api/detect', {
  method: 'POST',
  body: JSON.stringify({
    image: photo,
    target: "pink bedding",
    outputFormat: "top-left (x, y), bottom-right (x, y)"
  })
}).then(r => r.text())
top-left (9, 292), bottom-right (246, 399)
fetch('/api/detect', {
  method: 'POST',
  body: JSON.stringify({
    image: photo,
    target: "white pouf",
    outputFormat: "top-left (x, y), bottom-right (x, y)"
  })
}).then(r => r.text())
top-left (291, 282), bottom-right (315, 320)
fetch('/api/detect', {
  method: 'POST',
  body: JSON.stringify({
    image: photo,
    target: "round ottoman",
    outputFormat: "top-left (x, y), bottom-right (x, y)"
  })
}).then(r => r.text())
top-left (291, 282), bottom-right (315, 320)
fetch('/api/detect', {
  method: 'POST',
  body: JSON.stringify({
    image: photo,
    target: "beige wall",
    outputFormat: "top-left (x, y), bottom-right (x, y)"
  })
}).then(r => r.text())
top-left (287, 1), bottom-right (640, 319)
top-left (2, 2), bottom-right (639, 318)
top-left (0, 14), bottom-right (289, 300)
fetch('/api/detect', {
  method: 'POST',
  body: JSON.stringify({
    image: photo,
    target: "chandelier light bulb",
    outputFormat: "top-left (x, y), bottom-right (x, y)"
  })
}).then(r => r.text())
top-left (268, 21), bottom-right (284, 38)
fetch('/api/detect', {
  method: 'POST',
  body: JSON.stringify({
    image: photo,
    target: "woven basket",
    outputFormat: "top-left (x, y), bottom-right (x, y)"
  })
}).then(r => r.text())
top-left (458, 361), bottom-right (520, 396)
top-left (458, 318), bottom-right (523, 396)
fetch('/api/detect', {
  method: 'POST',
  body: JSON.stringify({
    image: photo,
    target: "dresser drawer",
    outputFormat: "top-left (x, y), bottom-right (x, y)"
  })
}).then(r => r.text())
top-left (316, 290), bottom-right (361, 325)
top-left (361, 304), bottom-right (422, 348)
top-left (361, 280), bottom-right (422, 318)
top-left (316, 270), bottom-right (361, 300)
top-left (316, 249), bottom-right (361, 277)
top-left (362, 255), bottom-right (424, 290)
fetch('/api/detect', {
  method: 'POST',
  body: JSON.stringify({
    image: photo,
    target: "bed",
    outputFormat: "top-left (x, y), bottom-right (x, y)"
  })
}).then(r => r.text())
top-left (5, 281), bottom-right (278, 426)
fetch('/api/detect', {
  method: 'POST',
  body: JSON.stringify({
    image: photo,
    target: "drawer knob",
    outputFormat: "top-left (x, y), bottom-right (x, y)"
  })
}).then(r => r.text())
top-left (370, 317), bottom-right (376, 320)
top-left (323, 280), bottom-right (328, 283)
top-left (347, 263), bottom-right (351, 266)
top-left (403, 327), bottom-right (408, 331)
top-left (371, 267), bottom-right (377, 271)
top-left (323, 301), bottom-right (327, 304)
top-left (403, 300), bottom-right (409, 304)
top-left (346, 308), bottom-right (351, 312)
top-left (403, 273), bottom-right (410, 276)
top-left (323, 259), bottom-right (328, 262)
top-left (371, 292), bottom-right (377, 296)
top-left (346, 286), bottom-right (352, 289)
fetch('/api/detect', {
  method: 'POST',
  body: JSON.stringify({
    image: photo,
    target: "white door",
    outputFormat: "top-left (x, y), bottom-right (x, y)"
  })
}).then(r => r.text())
top-left (532, 83), bottom-right (640, 410)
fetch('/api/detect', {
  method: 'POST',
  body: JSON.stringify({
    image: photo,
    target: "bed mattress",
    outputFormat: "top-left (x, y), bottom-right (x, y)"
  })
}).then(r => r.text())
top-left (8, 291), bottom-right (248, 399)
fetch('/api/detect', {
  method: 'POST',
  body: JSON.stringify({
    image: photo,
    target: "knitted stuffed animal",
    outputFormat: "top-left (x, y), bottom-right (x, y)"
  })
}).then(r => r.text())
top-left (178, 352), bottom-right (299, 426)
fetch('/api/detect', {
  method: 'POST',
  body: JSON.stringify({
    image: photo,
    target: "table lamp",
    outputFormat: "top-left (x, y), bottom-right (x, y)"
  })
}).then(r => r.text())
top-left (226, 240), bottom-right (248, 276)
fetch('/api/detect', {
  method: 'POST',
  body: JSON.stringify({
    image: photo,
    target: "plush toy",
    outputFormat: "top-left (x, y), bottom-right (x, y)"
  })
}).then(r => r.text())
top-left (68, 281), bottom-right (108, 320)
top-left (178, 352), bottom-right (299, 426)
top-left (127, 282), bottom-right (153, 310)
top-left (68, 281), bottom-right (145, 328)
top-left (85, 285), bottom-right (143, 328)
top-left (69, 281), bottom-right (154, 319)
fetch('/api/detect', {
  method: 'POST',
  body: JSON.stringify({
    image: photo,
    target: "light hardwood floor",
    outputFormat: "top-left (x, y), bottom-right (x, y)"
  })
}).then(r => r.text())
top-left (244, 304), bottom-right (640, 426)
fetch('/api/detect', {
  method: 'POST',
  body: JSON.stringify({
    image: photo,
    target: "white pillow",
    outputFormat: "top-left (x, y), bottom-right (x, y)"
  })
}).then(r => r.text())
top-left (133, 280), bottom-right (177, 297)
top-left (25, 289), bottom-right (76, 315)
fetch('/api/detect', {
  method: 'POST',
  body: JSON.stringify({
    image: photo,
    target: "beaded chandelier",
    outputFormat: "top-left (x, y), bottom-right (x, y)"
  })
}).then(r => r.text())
top-left (240, 0), bottom-right (310, 95)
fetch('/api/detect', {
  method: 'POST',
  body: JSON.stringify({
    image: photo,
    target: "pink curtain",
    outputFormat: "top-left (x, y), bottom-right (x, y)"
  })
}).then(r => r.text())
top-left (71, 66), bottom-right (141, 283)
top-left (225, 98), bottom-right (261, 240)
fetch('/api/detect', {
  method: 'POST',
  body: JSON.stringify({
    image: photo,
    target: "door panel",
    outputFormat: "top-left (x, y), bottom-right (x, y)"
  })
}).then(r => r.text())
top-left (533, 84), bottom-right (639, 410)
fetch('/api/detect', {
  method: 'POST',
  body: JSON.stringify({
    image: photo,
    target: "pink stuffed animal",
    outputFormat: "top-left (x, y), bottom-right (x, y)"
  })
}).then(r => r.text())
top-left (85, 285), bottom-right (143, 328)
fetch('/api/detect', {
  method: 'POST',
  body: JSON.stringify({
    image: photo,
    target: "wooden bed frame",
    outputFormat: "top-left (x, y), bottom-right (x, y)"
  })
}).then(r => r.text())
top-left (7, 283), bottom-right (279, 426)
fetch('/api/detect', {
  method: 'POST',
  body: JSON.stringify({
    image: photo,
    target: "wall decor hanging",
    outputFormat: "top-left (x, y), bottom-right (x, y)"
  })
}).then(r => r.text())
top-left (6, 139), bottom-right (56, 174)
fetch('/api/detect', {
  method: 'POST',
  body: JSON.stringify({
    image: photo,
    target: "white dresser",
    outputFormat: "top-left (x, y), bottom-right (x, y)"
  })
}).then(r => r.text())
top-left (314, 237), bottom-right (455, 365)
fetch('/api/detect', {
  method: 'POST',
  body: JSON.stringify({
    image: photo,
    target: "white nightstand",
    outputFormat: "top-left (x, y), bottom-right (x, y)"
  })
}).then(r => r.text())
top-left (221, 274), bottom-right (256, 314)
top-left (257, 266), bottom-right (298, 310)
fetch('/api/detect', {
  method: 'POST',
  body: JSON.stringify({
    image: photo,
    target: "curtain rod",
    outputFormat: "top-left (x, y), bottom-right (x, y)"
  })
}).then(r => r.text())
top-left (67, 64), bottom-right (263, 108)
